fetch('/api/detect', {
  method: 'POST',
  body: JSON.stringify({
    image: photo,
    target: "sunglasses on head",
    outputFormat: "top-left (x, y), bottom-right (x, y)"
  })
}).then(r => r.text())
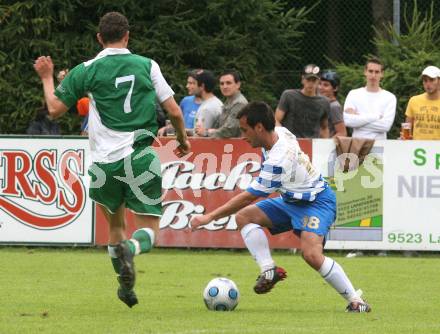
top-left (304, 65), bottom-right (320, 75)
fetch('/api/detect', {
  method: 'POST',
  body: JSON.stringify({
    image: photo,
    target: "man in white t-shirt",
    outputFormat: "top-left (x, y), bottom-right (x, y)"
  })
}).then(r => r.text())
top-left (344, 57), bottom-right (396, 139)
top-left (193, 70), bottom-right (223, 136)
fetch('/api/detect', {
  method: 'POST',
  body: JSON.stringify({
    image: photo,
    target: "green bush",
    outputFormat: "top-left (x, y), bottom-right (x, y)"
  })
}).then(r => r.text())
top-left (335, 1), bottom-right (440, 139)
top-left (0, 0), bottom-right (312, 134)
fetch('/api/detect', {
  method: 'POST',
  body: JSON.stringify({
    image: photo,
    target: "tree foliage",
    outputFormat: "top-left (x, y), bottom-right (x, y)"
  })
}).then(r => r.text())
top-left (335, 1), bottom-right (440, 139)
top-left (0, 0), bottom-right (312, 134)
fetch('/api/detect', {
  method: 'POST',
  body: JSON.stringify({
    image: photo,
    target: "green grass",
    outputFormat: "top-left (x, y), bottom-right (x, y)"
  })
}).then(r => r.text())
top-left (1, 248), bottom-right (439, 334)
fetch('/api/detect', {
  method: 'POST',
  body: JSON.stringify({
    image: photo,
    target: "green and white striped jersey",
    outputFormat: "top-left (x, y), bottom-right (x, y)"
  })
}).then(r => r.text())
top-left (55, 48), bottom-right (174, 163)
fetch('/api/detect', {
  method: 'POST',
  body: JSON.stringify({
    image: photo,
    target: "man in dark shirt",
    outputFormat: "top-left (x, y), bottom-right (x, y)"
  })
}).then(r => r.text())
top-left (275, 64), bottom-right (330, 138)
top-left (319, 70), bottom-right (347, 137)
top-left (26, 106), bottom-right (60, 135)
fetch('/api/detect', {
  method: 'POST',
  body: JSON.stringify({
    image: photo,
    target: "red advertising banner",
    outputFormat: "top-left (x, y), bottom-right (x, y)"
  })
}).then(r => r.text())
top-left (95, 138), bottom-right (312, 249)
top-left (0, 137), bottom-right (94, 244)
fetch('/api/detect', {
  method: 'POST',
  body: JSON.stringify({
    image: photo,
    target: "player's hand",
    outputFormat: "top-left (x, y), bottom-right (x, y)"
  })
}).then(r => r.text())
top-left (175, 139), bottom-right (191, 157)
top-left (157, 126), bottom-right (167, 137)
top-left (34, 56), bottom-right (54, 80)
top-left (190, 214), bottom-right (212, 231)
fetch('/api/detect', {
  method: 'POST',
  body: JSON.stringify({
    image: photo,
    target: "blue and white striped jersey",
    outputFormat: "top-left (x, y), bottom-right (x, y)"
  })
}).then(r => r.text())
top-left (247, 127), bottom-right (327, 202)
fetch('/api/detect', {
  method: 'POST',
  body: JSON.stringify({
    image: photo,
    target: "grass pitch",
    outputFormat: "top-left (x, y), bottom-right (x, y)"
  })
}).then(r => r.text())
top-left (0, 247), bottom-right (439, 334)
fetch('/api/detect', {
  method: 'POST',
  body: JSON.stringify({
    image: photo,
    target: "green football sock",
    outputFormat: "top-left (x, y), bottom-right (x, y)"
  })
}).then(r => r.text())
top-left (125, 228), bottom-right (155, 255)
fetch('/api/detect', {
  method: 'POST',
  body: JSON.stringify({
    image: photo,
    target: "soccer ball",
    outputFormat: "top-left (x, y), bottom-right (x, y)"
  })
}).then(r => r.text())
top-left (203, 277), bottom-right (240, 311)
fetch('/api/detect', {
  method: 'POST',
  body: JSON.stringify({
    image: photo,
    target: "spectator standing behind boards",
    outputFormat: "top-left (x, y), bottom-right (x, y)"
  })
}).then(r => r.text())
top-left (275, 64), bottom-right (330, 138)
top-left (404, 66), bottom-right (440, 140)
top-left (343, 57), bottom-right (396, 139)
top-left (26, 105), bottom-right (60, 135)
top-left (319, 70), bottom-right (347, 137)
top-left (58, 68), bottom-right (90, 136)
top-left (158, 70), bottom-right (201, 136)
top-left (206, 70), bottom-right (248, 138)
top-left (180, 70), bottom-right (202, 130)
top-left (194, 70), bottom-right (223, 137)
top-left (76, 96), bottom-right (90, 136)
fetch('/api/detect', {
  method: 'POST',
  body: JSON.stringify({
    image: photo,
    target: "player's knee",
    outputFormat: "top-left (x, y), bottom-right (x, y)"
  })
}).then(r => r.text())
top-left (235, 210), bottom-right (250, 230)
top-left (301, 249), bottom-right (322, 270)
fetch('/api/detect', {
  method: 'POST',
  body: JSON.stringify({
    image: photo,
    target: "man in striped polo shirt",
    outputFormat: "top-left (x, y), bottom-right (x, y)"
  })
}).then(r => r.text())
top-left (191, 101), bottom-right (370, 313)
top-left (34, 12), bottom-right (190, 308)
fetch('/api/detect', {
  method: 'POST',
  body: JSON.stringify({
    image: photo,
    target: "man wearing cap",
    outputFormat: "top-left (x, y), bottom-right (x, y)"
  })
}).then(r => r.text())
top-left (275, 64), bottom-right (330, 138)
top-left (343, 57), bottom-right (396, 139)
top-left (319, 70), bottom-right (347, 137)
top-left (404, 65), bottom-right (440, 140)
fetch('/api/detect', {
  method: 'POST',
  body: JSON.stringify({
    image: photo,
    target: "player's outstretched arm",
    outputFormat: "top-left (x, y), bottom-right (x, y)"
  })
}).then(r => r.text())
top-left (161, 96), bottom-right (191, 157)
top-left (34, 56), bottom-right (68, 118)
top-left (190, 191), bottom-right (258, 230)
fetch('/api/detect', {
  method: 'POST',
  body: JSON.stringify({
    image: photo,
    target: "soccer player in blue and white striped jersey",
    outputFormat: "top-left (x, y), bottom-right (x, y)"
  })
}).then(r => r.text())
top-left (191, 101), bottom-right (370, 313)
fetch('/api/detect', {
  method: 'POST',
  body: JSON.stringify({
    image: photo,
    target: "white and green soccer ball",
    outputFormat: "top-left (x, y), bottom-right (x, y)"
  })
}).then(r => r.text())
top-left (203, 277), bottom-right (240, 311)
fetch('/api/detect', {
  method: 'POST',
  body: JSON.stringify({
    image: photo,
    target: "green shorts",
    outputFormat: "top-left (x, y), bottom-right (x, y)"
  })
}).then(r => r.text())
top-left (88, 145), bottom-right (162, 215)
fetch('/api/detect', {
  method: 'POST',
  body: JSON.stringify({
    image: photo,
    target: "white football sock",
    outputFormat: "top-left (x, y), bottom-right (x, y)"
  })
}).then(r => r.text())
top-left (240, 223), bottom-right (275, 273)
top-left (319, 256), bottom-right (361, 302)
top-left (107, 244), bottom-right (118, 258)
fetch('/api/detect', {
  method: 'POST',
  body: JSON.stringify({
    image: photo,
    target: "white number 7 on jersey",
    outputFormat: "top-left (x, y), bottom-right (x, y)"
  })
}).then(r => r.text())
top-left (115, 75), bottom-right (135, 113)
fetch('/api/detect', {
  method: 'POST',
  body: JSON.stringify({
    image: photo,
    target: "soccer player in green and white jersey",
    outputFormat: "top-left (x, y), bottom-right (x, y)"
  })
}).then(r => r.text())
top-left (34, 12), bottom-right (190, 308)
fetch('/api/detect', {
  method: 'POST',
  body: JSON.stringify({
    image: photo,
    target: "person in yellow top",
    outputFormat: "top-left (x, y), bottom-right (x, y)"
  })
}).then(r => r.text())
top-left (405, 66), bottom-right (440, 140)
